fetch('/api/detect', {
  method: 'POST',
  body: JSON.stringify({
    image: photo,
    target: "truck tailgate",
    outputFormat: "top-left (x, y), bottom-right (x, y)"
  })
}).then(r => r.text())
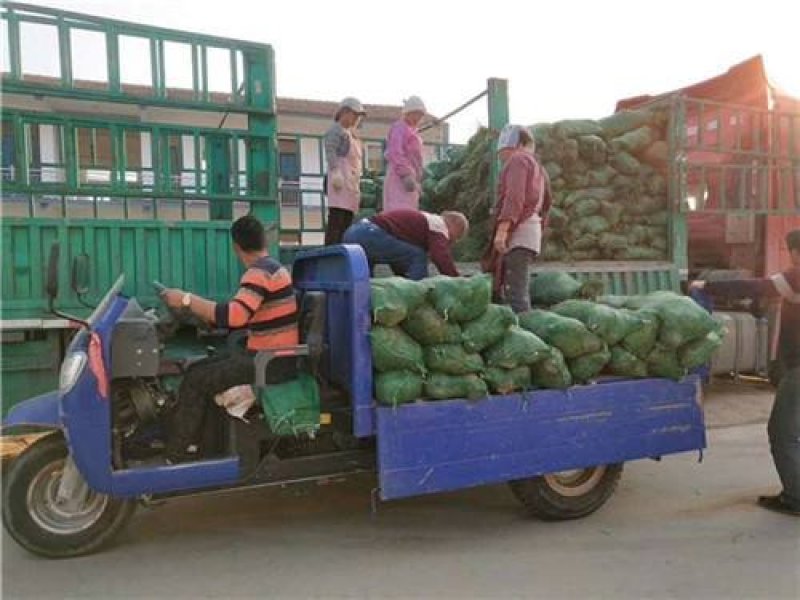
top-left (376, 376), bottom-right (705, 500)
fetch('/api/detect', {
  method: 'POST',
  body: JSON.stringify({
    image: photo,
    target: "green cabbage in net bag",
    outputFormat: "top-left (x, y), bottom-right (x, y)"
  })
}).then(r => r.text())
top-left (598, 109), bottom-right (656, 138)
top-left (577, 215), bottom-right (610, 235)
top-left (531, 347), bottom-right (573, 389)
top-left (375, 371), bottom-right (424, 406)
top-left (425, 373), bottom-right (489, 400)
top-left (608, 346), bottom-right (648, 378)
top-left (586, 165), bottom-right (618, 187)
top-left (564, 188), bottom-right (615, 212)
top-left (609, 126), bottom-right (656, 154)
top-left (430, 274), bottom-right (492, 322)
top-left (529, 272), bottom-right (582, 307)
top-left (424, 344), bottom-right (485, 375)
top-left (621, 309), bottom-right (660, 359)
top-left (518, 309), bottom-right (605, 359)
top-left (484, 326), bottom-right (551, 369)
top-left (577, 135), bottom-right (608, 165)
top-left (552, 300), bottom-right (640, 346)
top-left (552, 119), bottom-right (603, 139)
top-left (569, 346), bottom-right (611, 382)
top-left (646, 344), bottom-right (686, 380)
top-left (462, 304), bottom-right (518, 352)
top-left (638, 293), bottom-right (720, 349)
top-left (615, 246), bottom-right (665, 260)
top-left (370, 326), bottom-right (425, 373)
top-left (598, 232), bottom-right (628, 250)
top-left (483, 366), bottom-right (532, 395)
top-left (403, 303), bottom-right (462, 345)
top-left (610, 151), bottom-right (641, 176)
top-left (600, 201), bottom-right (625, 228)
top-left (679, 330), bottom-right (724, 369)
top-left (370, 277), bottom-right (428, 326)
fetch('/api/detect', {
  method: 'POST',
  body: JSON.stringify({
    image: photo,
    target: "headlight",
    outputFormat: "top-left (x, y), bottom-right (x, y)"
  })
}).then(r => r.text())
top-left (59, 351), bottom-right (88, 394)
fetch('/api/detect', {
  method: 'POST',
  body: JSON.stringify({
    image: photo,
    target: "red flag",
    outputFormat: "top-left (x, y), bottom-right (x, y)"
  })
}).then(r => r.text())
top-left (88, 332), bottom-right (109, 399)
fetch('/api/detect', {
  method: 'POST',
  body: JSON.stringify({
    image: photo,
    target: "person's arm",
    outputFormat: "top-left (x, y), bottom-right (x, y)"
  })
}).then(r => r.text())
top-left (494, 157), bottom-right (528, 253)
top-left (539, 171), bottom-right (553, 227)
top-left (428, 232), bottom-right (460, 276)
top-left (160, 290), bottom-right (223, 325)
top-left (694, 278), bottom-right (781, 299)
top-left (323, 125), bottom-right (344, 172)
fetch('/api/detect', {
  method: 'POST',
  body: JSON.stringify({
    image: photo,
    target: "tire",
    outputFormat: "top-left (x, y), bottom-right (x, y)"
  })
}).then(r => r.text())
top-left (509, 463), bottom-right (624, 521)
top-left (2, 433), bottom-right (136, 558)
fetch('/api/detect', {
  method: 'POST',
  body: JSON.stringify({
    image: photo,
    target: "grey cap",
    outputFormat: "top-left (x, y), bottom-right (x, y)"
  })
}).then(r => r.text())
top-left (336, 97), bottom-right (367, 118)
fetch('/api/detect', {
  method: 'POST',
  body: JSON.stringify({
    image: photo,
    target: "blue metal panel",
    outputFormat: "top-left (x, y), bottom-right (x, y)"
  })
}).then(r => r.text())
top-left (1, 390), bottom-right (61, 429)
top-left (110, 458), bottom-right (240, 498)
top-left (377, 376), bottom-right (705, 501)
top-left (292, 244), bottom-right (374, 437)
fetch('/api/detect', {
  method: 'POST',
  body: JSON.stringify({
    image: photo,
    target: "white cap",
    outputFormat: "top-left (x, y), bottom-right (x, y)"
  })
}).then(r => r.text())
top-left (402, 96), bottom-right (427, 115)
top-left (336, 97), bottom-right (366, 119)
top-left (497, 124), bottom-right (531, 152)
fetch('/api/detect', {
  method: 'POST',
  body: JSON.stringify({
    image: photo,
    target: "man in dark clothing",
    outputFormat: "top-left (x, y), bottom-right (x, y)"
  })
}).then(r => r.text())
top-left (343, 209), bottom-right (468, 279)
top-left (160, 215), bottom-right (299, 462)
top-left (692, 229), bottom-right (800, 516)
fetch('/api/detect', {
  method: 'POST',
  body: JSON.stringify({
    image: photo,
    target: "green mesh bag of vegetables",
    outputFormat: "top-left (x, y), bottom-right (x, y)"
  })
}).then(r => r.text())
top-left (530, 272), bottom-right (582, 306)
top-left (425, 373), bottom-right (488, 400)
top-left (424, 345), bottom-right (485, 375)
top-left (403, 303), bottom-right (463, 345)
top-left (429, 274), bottom-right (493, 322)
top-left (375, 371), bottom-right (424, 407)
top-left (483, 366), bottom-right (532, 395)
top-left (462, 304), bottom-right (518, 352)
top-left (679, 330), bottom-right (724, 369)
top-left (646, 344), bottom-right (686, 380)
top-left (518, 309), bottom-right (604, 359)
top-left (370, 277), bottom-right (428, 326)
top-left (484, 326), bottom-right (551, 369)
top-left (638, 293), bottom-right (720, 349)
top-left (552, 300), bottom-right (640, 346)
top-left (370, 326), bottom-right (425, 373)
top-left (621, 309), bottom-right (660, 359)
top-left (531, 347), bottom-right (573, 389)
top-left (608, 346), bottom-right (648, 378)
top-left (569, 345), bottom-right (611, 382)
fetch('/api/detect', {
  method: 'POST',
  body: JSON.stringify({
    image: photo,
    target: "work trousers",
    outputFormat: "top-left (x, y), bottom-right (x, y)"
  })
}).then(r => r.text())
top-left (343, 219), bottom-right (428, 280)
top-left (768, 365), bottom-right (800, 506)
top-left (325, 207), bottom-right (355, 246)
top-left (167, 350), bottom-right (296, 458)
top-left (502, 248), bottom-right (537, 314)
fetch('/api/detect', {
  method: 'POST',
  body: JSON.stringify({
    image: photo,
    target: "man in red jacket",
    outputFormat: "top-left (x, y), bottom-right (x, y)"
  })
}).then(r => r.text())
top-left (692, 229), bottom-right (800, 516)
top-left (343, 209), bottom-right (468, 279)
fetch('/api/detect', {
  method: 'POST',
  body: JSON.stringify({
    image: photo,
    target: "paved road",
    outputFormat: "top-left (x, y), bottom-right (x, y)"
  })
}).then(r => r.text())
top-left (3, 424), bottom-right (799, 599)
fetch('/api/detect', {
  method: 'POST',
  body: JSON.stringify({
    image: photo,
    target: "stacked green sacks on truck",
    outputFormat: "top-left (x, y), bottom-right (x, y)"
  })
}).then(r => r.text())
top-left (369, 276), bottom-right (726, 406)
top-left (420, 107), bottom-right (672, 263)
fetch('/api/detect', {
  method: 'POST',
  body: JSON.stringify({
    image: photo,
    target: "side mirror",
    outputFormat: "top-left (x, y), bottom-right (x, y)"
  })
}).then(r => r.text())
top-left (46, 242), bottom-right (60, 301)
top-left (71, 254), bottom-right (90, 296)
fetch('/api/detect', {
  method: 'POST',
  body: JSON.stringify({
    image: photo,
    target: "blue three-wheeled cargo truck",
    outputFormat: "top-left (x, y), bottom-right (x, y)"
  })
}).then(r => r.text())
top-left (1, 245), bottom-right (706, 558)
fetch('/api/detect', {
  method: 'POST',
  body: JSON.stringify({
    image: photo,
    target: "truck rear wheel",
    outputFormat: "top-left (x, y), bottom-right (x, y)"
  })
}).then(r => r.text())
top-left (509, 463), bottom-right (623, 520)
top-left (2, 433), bottom-right (136, 558)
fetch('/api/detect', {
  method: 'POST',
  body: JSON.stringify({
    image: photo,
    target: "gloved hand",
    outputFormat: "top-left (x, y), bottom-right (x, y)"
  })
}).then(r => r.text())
top-left (331, 172), bottom-right (345, 192)
top-left (402, 175), bottom-right (417, 193)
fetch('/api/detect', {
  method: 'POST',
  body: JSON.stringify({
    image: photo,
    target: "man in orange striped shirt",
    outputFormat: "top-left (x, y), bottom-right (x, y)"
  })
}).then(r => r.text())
top-left (161, 215), bottom-right (299, 462)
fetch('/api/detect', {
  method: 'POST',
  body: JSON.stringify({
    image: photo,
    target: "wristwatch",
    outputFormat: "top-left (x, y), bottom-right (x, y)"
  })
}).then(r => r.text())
top-left (181, 293), bottom-right (192, 308)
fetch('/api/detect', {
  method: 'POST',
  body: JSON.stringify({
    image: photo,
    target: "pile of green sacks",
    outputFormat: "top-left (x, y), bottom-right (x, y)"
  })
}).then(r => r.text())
top-left (370, 275), bottom-right (725, 407)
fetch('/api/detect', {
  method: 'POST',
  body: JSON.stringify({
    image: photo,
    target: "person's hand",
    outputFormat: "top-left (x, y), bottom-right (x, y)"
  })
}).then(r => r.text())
top-left (494, 231), bottom-right (509, 255)
top-left (161, 288), bottom-right (186, 310)
top-left (402, 175), bottom-right (417, 193)
top-left (331, 172), bottom-right (344, 192)
top-left (689, 280), bottom-right (706, 291)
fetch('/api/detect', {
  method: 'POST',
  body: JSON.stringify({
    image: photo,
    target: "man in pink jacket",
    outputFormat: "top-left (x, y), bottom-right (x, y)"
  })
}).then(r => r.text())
top-left (382, 96), bottom-right (426, 212)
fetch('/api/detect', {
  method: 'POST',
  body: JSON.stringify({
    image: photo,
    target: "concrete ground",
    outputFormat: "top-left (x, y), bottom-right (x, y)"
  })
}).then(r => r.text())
top-left (3, 382), bottom-right (798, 599)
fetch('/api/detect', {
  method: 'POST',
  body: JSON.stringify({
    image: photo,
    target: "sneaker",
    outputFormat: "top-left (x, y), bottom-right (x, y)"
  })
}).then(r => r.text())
top-left (757, 494), bottom-right (800, 516)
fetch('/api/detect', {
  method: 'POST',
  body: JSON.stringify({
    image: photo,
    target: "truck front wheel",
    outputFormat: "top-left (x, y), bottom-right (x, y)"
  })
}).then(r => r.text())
top-left (509, 464), bottom-right (623, 520)
top-left (2, 433), bottom-right (136, 558)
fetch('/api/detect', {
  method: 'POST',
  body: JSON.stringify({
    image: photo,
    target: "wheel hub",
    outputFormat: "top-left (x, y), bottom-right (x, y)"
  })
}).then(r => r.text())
top-left (544, 466), bottom-right (607, 497)
top-left (26, 459), bottom-right (108, 535)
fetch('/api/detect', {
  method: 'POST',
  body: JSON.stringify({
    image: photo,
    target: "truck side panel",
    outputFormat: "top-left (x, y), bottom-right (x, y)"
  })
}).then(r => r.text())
top-left (377, 376), bottom-right (705, 501)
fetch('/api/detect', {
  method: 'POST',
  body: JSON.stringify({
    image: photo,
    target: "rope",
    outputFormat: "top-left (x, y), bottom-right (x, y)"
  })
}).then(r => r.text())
top-left (418, 89), bottom-right (489, 133)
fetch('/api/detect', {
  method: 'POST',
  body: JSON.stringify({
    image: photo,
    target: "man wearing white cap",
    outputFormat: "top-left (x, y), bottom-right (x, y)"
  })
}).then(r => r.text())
top-left (324, 97), bottom-right (367, 245)
top-left (482, 124), bottom-right (552, 313)
top-left (382, 96), bottom-right (426, 212)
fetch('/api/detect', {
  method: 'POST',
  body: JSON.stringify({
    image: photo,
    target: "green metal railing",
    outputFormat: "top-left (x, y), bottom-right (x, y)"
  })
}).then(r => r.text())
top-left (1, 2), bottom-right (275, 114)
